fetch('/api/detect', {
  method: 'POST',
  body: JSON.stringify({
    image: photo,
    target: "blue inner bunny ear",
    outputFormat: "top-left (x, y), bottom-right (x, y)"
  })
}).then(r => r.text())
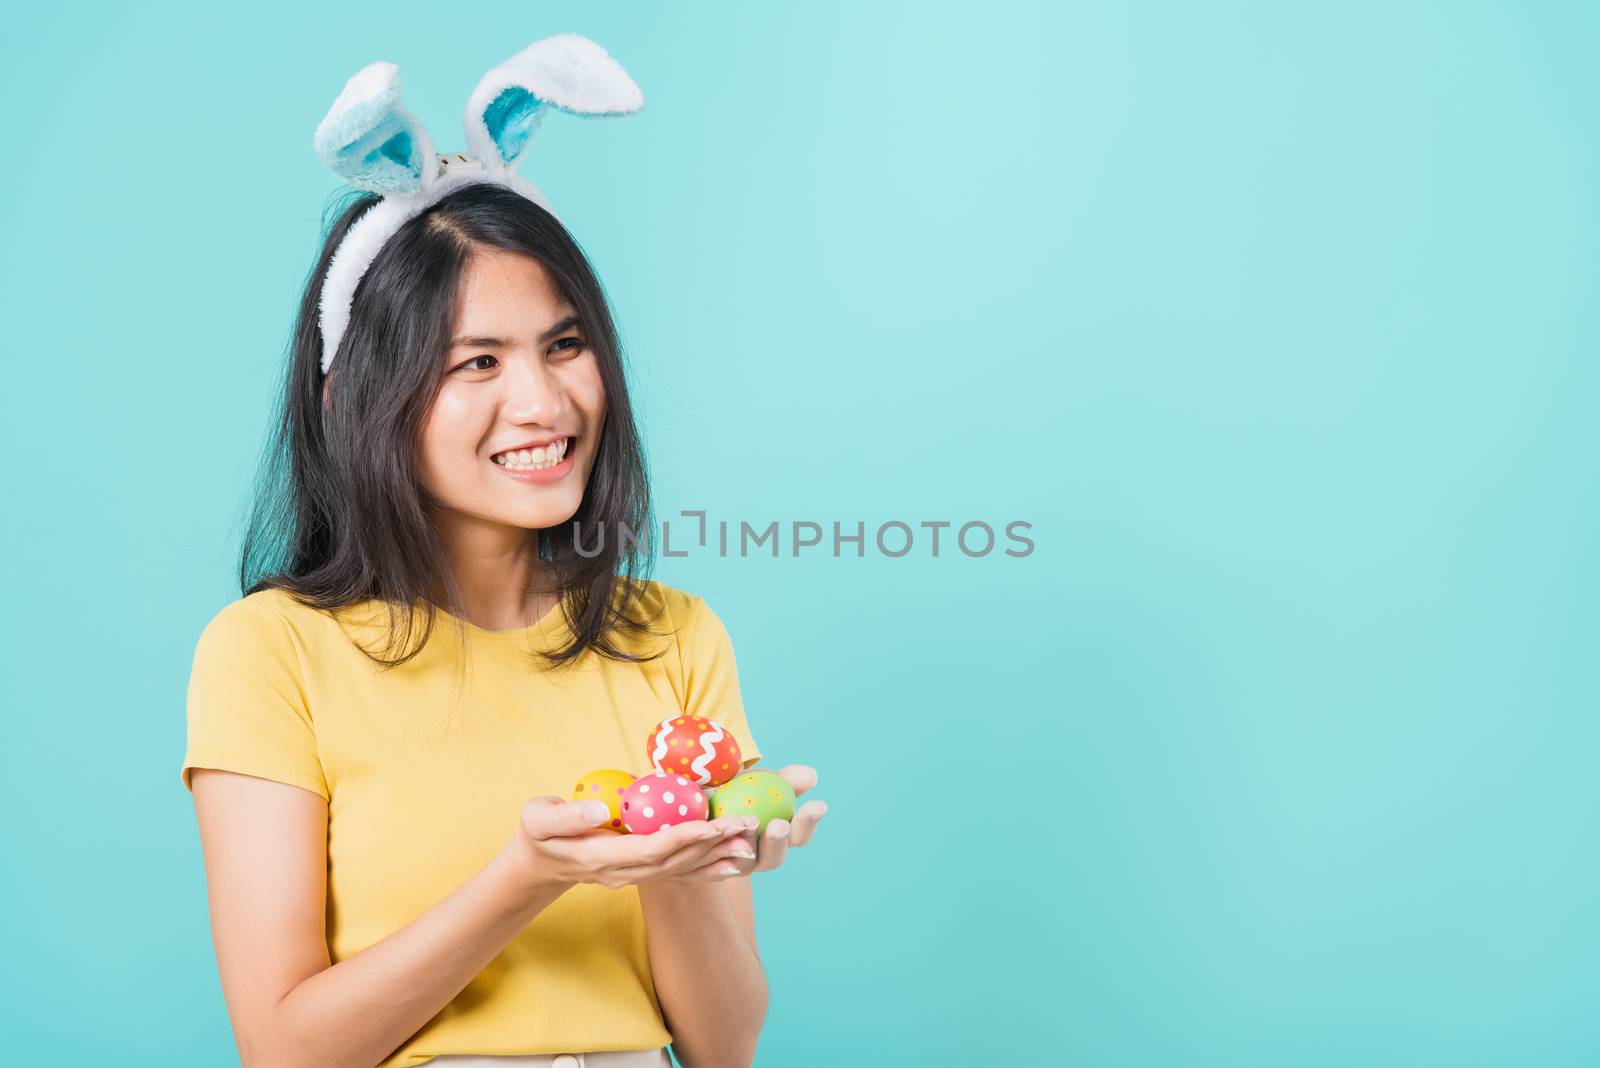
top-left (333, 111), bottom-right (425, 193)
top-left (314, 62), bottom-right (435, 195)
top-left (483, 87), bottom-right (546, 163)
top-left (463, 35), bottom-right (644, 171)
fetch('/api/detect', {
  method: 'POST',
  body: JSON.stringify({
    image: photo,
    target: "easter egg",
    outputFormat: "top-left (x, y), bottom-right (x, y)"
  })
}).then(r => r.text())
top-left (647, 714), bottom-right (743, 787)
top-left (620, 770), bottom-right (710, 834)
top-left (572, 768), bottom-right (636, 833)
top-left (708, 770), bottom-right (796, 836)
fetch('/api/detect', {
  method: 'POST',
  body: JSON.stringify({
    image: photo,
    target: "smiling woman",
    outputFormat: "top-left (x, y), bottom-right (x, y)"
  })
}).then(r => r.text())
top-left (179, 36), bottom-right (827, 1068)
top-left (444, 269), bottom-right (586, 485)
top-left (415, 244), bottom-right (610, 621)
top-left (285, 181), bottom-right (657, 668)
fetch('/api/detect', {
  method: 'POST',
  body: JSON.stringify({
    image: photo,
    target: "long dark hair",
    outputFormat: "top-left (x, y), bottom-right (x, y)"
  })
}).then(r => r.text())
top-left (239, 181), bottom-right (662, 669)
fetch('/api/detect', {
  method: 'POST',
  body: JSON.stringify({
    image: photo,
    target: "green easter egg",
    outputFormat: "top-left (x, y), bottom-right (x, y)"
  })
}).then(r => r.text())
top-left (708, 770), bottom-right (796, 835)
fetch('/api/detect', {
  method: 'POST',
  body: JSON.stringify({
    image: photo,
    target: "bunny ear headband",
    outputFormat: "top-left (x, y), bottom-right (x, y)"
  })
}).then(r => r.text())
top-left (311, 33), bottom-right (644, 375)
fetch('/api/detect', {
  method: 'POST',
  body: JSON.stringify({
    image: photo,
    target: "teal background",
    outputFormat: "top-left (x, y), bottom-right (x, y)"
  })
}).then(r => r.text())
top-left (2, 2), bottom-right (1596, 1064)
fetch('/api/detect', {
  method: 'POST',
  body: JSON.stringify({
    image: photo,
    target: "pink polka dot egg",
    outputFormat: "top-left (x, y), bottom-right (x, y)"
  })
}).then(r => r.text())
top-left (620, 770), bottom-right (709, 834)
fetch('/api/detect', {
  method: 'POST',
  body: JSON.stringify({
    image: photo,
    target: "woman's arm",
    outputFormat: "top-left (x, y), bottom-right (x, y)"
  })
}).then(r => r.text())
top-left (637, 873), bottom-right (769, 1068)
top-left (636, 764), bottom-right (829, 1068)
top-left (191, 768), bottom-right (569, 1068)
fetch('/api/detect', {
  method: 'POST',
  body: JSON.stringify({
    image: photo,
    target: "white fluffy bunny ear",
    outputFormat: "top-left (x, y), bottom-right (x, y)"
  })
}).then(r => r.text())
top-left (314, 61), bottom-right (438, 195)
top-left (463, 34), bottom-right (644, 171)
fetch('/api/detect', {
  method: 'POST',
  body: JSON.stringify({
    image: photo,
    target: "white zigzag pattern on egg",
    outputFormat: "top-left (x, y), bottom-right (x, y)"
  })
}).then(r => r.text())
top-left (649, 722), bottom-right (668, 770)
top-left (650, 716), bottom-right (727, 786)
top-left (649, 718), bottom-right (675, 773)
top-left (690, 721), bottom-right (726, 785)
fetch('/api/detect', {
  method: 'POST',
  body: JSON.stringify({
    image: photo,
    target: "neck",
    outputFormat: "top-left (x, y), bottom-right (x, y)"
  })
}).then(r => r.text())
top-left (436, 515), bottom-right (557, 631)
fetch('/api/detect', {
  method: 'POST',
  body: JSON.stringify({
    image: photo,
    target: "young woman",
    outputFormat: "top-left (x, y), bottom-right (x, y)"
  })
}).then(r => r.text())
top-left (181, 179), bottom-right (826, 1068)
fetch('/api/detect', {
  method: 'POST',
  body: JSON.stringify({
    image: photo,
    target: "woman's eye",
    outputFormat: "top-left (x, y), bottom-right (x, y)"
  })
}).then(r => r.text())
top-left (552, 336), bottom-right (586, 357)
top-left (457, 355), bottom-right (497, 372)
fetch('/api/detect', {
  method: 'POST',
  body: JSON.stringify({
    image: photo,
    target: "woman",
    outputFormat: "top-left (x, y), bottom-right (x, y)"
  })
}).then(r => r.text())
top-left (181, 173), bottom-right (826, 1068)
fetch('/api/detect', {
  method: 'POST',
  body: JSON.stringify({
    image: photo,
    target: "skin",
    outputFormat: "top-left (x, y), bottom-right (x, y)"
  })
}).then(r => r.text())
top-left (414, 248), bottom-right (604, 630)
top-left (196, 248), bottom-right (828, 1068)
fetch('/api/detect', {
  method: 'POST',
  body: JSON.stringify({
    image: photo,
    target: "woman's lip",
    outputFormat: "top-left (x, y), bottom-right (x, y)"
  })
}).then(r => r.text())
top-left (492, 450), bottom-right (576, 485)
top-left (492, 434), bottom-right (574, 459)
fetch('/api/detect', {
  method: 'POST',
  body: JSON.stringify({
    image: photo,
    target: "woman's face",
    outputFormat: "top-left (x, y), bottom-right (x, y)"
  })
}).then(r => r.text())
top-left (416, 248), bottom-right (606, 534)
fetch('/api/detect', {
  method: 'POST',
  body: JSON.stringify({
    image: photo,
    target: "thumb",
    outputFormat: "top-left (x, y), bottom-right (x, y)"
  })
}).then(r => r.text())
top-left (521, 795), bottom-right (612, 840)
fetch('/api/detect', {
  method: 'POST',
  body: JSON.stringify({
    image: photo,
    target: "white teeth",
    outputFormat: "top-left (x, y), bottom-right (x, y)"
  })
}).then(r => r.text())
top-left (494, 437), bottom-right (570, 471)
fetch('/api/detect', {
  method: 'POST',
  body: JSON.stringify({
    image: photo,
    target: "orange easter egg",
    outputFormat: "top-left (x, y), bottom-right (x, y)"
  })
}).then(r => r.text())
top-left (646, 714), bottom-right (743, 787)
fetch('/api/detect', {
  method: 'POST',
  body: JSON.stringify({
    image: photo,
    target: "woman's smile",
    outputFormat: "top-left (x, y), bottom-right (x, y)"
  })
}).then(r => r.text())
top-left (490, 434), bottom-right (574, 470)
top-left (490, 434), bottom-right (580, 484)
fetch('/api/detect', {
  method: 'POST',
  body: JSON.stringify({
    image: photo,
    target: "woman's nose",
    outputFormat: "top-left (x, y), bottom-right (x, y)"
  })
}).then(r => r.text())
top-left (503, 356), bottom-right (564, 420)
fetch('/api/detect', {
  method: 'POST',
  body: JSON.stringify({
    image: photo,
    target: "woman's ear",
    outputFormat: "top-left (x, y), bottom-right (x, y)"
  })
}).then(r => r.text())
top-left (314, 61), bottom-right (437, 195)
top-left (462, 34), bottom-right (644, 172)
top-left (321, 370), bottom-right (334, 411)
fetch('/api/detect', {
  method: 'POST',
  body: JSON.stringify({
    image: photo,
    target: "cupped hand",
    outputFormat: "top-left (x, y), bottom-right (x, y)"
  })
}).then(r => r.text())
top-left (514, 795), bottom-right (763, 890)
top-left (672, 764), bottom-right (828, 882)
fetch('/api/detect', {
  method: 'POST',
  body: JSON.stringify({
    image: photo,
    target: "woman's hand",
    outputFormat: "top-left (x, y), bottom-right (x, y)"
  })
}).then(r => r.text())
top-left (510, 795), bottom-right (761, 891)
top-left (668, 764), bottom-right (828, 882)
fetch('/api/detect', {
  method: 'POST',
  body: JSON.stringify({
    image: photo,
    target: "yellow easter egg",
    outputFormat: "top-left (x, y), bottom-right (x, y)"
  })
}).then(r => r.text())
top-left (573, 768), bottom-right (637, 833)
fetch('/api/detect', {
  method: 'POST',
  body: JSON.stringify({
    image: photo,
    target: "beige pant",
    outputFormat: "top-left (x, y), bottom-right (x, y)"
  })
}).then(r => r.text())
top-left (426, 1050), bottom-right (672, 1068)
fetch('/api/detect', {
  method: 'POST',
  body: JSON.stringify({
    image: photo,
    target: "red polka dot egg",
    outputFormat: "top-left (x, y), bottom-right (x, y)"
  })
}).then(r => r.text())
top-left (620, 770), bottom-right (709, 834)
top-left (647, 714), bottom-right (743, 787)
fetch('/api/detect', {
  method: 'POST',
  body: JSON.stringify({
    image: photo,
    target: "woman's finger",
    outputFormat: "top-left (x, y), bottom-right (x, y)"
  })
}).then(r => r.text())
top-left (544, 817), bottom-right (719, 870)
top-left (659, 816), bottom-right (752, 872)
top-left (611, 843), bottom-right (750, 884)
top-left (786, 800), bottom-right (828, 848)
top-left (688, 824), bottom-right (762, 880)
top-left (670, 856), bottom-right (747, 881)
top-left (776, 764), bottom-right (818, 798)
top-left (605, 817), bottom-right (755, 883)
top-left (752, 818), bottom-right (792, 873)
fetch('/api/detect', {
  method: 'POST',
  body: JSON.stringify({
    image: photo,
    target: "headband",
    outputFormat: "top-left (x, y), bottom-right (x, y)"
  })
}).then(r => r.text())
top-left (311, 34), bottom-right (645, 375)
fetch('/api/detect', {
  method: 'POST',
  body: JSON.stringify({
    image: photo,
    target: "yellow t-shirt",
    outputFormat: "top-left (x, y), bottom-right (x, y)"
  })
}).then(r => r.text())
top-left (180, 579), bottom-right (762, 1066)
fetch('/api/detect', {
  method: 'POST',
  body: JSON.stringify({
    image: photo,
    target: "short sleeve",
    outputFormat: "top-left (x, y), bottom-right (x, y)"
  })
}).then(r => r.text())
top-left (180, 596), bottom-right (329, 800)
top-left (677, 595), bottom-right (763, 771)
